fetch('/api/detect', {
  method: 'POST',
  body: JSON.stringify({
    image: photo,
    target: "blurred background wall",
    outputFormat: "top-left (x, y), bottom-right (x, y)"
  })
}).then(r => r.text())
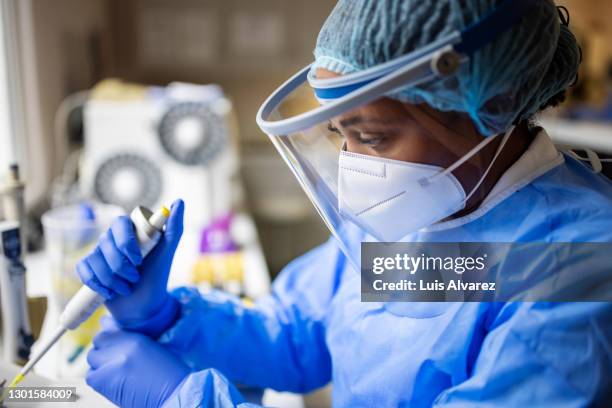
top-left (556, 0), bottom-right (612, 107)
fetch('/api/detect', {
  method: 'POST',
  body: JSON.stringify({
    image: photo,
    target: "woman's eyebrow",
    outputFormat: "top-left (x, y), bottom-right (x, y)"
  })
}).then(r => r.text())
top-left (339, 116), bottom-right (394, 127)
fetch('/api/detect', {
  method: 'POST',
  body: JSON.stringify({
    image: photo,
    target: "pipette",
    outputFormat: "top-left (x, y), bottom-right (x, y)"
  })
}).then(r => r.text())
top-left (7, 205), bottom-right (170, 388)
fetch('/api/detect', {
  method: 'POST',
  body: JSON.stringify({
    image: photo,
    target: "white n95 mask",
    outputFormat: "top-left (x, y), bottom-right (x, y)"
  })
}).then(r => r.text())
top-left (338, 152), bottom-right (465, 242)
top-left (337, 128), bottom-right (513, 242)
top-left (338, 151), bottom-right (465, 242)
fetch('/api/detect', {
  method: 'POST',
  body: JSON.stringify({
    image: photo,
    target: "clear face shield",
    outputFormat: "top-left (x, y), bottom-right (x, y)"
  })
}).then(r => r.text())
top-left (258, 69), bottom-right (516, 273)
top-left (257, 0), bottom-right (537, 273)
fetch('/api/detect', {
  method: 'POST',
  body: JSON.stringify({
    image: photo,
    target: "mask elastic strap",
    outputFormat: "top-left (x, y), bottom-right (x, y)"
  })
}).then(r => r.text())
top-left (424, 126), bottom-right (515, 202)
top-left (564, 147), bottom-right (610, 173)
top-left (463, 127), bottom-right (513, 202)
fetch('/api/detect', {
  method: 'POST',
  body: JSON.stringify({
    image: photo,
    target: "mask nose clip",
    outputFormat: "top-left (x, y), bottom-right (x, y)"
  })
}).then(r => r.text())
top-left (418, 177), bottom-right (431, 188)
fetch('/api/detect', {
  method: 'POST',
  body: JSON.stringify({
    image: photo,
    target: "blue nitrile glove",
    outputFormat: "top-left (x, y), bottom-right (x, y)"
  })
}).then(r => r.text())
top-left (76, 199), bottom-right (184, 337)
top-left (86, 317), bottom-right (190, 408)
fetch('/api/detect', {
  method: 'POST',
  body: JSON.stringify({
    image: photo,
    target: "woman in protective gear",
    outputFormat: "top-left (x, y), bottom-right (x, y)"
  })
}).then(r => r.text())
top-left (79, 1), bottom-right (612, 406)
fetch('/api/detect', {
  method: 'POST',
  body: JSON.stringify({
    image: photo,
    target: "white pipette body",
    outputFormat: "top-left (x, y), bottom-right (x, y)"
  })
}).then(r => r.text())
top-left (19, 205), bottom-right (169, 378)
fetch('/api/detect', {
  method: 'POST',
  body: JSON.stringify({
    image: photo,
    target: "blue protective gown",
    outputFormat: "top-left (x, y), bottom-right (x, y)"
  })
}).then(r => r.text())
top-left (159, 151), bottom-right (612, 407)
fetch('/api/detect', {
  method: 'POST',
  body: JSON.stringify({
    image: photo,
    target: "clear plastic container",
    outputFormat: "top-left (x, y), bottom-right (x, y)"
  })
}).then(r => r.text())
top-left (40, 203), bottom-right (123, 379)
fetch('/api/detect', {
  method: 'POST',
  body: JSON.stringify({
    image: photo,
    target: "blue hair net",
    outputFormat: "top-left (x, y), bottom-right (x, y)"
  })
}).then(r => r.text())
top-left (313, 0), bottom-right (581, 136)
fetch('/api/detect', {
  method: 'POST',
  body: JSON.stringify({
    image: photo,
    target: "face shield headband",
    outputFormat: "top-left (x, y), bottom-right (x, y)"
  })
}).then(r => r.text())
top-left (257, 0), bottom-right (538, 136)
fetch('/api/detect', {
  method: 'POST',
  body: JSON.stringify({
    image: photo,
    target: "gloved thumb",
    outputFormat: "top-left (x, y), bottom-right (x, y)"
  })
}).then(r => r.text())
top-left (140, 199), bottom-right (183, 266)
top-left (163, 199), bottom-right (184, 249)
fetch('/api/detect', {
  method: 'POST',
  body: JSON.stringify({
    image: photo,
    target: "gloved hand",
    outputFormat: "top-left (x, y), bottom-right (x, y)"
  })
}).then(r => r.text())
top-left (76, 199), bottom-right (184, 337)
top-left (87, 317), bottom-right (190, 408)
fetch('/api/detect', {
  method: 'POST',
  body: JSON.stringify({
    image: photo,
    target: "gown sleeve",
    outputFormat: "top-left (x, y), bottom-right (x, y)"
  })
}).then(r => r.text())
top-left (158, 236), bottom-right (346, 393)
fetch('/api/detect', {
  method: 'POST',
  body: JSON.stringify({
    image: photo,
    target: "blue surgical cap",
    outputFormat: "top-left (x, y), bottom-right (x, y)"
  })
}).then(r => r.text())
top-left (313, 0), bottom-right (581, 136)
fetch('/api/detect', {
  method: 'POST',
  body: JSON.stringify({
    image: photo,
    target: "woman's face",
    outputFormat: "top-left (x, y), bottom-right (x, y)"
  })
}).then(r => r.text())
top-left (318, 68), bottom-right (492, 193)
top-left (328, 96), bottom-right (483, 168)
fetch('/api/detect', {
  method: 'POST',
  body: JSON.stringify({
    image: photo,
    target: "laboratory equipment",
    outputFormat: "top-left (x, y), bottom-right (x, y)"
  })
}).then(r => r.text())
top-left (12, 205), bottom-right (169, 385)
top-left (0, 221), bottom-right (33, 364)
top-left (192, 213), bottom-right (244, 296)
top-left (1, 164), bottom-right (26, 254)
top-left (80, 80), bottom-right (240, 230)
top-left (76, 200), bottom-right (182, 339)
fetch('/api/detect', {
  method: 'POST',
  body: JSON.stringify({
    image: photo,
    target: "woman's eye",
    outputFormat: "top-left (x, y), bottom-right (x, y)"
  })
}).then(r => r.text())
top-left (357, 133), bottom-right (385, 147)
top-left (327, 123), bottom-right (387, 148)
top-left (327, 123), bottom-right (342, 135)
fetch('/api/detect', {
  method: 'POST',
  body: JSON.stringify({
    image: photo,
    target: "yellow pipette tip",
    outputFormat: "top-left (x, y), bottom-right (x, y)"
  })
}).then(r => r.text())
top-left (9, 373), bottom-right (24, 388)
top-left (160, 206), bottom-right (170, 218)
